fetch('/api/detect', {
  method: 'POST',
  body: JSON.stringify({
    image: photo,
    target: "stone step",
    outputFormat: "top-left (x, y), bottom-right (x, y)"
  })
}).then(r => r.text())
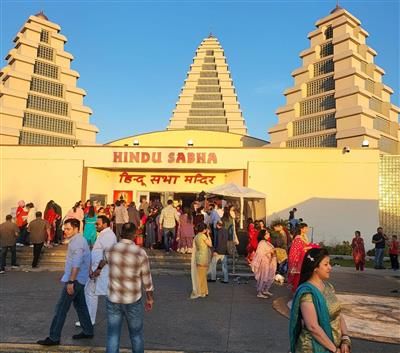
top-left (6, 246), bottom-right (252, 273)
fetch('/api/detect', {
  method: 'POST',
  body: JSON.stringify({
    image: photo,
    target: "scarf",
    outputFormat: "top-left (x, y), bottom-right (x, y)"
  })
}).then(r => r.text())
top-left (289, 282), bottom-right (333, 353)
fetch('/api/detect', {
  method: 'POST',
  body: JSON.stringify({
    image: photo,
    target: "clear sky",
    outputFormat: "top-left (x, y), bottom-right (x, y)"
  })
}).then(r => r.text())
top-left (1, 0), bottom-right (399, 144)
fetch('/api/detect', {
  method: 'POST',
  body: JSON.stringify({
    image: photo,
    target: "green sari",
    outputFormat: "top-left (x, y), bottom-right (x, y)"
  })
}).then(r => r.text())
top-left (289, 282), bottom-right (341, 353)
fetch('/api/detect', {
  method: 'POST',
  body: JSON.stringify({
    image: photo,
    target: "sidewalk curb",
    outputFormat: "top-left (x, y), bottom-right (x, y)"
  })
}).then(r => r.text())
top-left (0, 343), bottom-right (187, 353)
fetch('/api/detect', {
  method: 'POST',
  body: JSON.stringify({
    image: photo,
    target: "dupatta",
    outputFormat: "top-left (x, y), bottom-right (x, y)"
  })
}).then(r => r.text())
top-left (289, 282), bottom-right (333, 353)
top-left (190, 238), bottom-right (199, 299)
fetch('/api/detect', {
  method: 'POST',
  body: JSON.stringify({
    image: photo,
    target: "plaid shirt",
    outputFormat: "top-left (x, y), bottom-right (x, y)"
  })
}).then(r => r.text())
top-left (159, 205), bottom-right (180, 229)
top-left (107, 239), bottom-right (153, 304)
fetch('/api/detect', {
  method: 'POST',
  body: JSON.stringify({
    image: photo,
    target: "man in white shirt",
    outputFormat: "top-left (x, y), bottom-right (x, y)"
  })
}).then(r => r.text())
top-left (76, 215), bottom-right (117, 327)
top-left (159, 200), bottom-right (180, 252)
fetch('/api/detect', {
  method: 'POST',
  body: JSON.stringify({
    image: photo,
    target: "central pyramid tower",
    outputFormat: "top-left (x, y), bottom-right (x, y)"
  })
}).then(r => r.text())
top-left (167, 35), bottom-right (247, 135)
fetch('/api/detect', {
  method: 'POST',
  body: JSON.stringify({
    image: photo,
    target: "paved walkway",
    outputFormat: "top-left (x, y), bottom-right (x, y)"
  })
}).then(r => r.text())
top-left (0, 268), bottom-right (399, 352)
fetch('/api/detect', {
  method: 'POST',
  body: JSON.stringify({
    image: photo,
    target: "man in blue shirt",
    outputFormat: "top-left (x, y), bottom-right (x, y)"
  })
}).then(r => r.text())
top-left (37, 218), bottom-right (93, 346)
top-left (208, 203), bottom-right (221, 247)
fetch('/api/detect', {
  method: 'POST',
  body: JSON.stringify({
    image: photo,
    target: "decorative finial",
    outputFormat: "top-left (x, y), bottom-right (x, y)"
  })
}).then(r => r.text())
top-left (35, 10), bottom-right (49, 20)
top-left (330, 0), bottom-right (343, 14)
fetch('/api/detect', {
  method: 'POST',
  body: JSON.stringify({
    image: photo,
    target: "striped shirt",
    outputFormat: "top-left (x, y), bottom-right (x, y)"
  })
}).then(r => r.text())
top-left (107, 239), bottom-right (154, 304)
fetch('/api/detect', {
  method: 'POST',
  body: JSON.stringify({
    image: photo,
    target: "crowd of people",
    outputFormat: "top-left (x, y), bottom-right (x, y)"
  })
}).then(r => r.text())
top-left (0, 198), bottom-right (399, 353)
top-left (350, 227), bottom-right (399, 271)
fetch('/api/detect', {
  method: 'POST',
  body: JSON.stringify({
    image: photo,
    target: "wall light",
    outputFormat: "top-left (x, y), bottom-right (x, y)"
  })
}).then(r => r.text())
top-left (187, 139), bottom-right (194, 147)
top-left (342, 146), bottom-right (350, 154)
top-left (361, 139), bottom-right (369, 148)
top-left (133, 139), bottom-right (139, 146)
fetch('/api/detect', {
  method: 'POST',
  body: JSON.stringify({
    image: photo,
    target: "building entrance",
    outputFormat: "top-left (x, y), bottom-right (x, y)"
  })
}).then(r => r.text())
top-left (173, 193), bottom-right (198, 208)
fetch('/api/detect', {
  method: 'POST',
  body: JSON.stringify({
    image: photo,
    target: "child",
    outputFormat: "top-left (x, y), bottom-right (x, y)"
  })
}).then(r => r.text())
top-left (389, 235), bottom-right (399, 271)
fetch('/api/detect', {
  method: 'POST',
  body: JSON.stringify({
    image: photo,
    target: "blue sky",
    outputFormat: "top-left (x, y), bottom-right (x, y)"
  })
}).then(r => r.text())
top-left (1, 0), bottom-right (399, 143)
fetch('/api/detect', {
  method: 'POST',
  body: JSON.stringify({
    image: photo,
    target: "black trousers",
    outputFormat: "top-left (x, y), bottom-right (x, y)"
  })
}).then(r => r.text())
top-left (1, 245), bottom-right (17, 270)
top-left (390, 254), bottom-right (399, 270)
top-left (32, 242), bottom-right (44, 267)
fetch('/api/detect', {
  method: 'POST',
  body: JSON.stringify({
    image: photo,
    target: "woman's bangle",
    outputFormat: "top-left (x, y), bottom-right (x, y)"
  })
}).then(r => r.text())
top-left (341, 335), bottom-right (352, 347)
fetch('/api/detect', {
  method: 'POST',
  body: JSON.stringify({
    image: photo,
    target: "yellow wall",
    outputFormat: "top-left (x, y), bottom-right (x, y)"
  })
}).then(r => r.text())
top-left (248, 157), bottom-right (379, 245)
top-left (106, 130), bottom-right (267, 148)
top-left (0, 144), bottom-right (380, 246)
top-left (1, 158), bottom-right (83, 216)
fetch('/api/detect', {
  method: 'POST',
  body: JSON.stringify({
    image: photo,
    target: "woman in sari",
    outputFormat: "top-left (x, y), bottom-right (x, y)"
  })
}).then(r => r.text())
top-left (65, 201), bottom-right (84, 232)
top-left (288, 223), bottom-right (312, 293)
top-left (221, 206), bottom-right (239, 257)
top-left (351, 231), bottom-right (365, 271)
top-left (83, 206), bottom-right (97, 246)
top-left (190, 223), bottom-right (212, 299)
top-left (177, 207), bottom-right (195, 254)
top-left (289, 248), bottom-right (351, 353)
top-left (44, 200), bottom-right (60, 247)
top-left (250, 229), bottom-right (277, 298)
top-left (246, 218), bottom-right (258, 264)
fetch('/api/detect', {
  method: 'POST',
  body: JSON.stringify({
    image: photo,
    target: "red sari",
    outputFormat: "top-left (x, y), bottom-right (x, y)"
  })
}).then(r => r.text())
top-left (351, 237), bottom-right (366, 271)
top-left (246, 223), bottom-right (258, 263)
top-left (288, 235), bottom-right (309, 293)
top-left (44, 208), bottom-right (58, 242)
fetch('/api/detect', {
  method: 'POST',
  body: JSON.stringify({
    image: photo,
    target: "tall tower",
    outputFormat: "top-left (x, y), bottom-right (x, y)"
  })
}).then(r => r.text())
top-left (0, 12), bottom-right (98, 145)
top-left (167, 35), bottom-right (247, 135)
top-left (268, 5), bottom-right (400, 154)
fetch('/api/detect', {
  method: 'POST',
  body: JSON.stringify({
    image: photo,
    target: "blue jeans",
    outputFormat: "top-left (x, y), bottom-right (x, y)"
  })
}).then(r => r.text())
top-left (278, 259), bottom-right (288, 276)
top-left (374, 248), bottom-right (385, 268)
top-left (106, 298), bottom-right (144, 353)
top-left (49, 281), bottom-right (93, 341)
top-left (163, 227), bottom-right (175, 252)
top-left (209, 254), bottom-right (229, 282)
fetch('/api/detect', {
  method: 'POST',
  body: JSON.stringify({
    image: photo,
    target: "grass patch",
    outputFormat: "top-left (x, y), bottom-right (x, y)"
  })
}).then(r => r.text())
top-left (331, 258), bottom-right (392, 269)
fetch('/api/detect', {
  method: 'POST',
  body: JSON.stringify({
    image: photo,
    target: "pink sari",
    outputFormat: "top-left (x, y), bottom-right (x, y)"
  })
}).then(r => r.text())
top-left (251, 240), bottom-right (277, 294)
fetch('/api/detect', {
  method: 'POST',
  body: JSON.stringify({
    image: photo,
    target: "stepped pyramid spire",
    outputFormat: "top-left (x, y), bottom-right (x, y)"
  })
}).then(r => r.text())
top-left (268, 6), bottom-right (400, 154)
top-left (0, 13), bottom-right (98, 145)
top-left (167, 36), bottom-right (247, 135)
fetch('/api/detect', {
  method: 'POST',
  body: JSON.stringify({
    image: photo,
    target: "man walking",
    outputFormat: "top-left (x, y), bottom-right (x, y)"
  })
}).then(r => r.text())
top-left (208, 220), bottom-right (229, 283)
top-left (37, 218), bottom-right (93, 346)
top-left (0, 215), bottom-right (20, 274)
top-left (27, 211), bottom-right (50, 268)
top-left (98, 222), bottom-right (154, 353)
top-left (372, 227), bottom-right (388, 269)
top-left (159, 199), bottom-right (179, 252)
top-left (114, 200), bottom-right (129, 239)
top-left (76, 215), bottom-right (117, 327)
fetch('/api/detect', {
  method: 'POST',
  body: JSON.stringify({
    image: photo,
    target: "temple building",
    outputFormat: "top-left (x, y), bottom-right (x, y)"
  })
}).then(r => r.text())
top-left (167, 35), bottom-right (247, 135)
top-left (1, 6), bottom-right (399, 241)
top-left (268, 5), bottom-right (400, 154)
top-left (0, 12), bottom-right (98, 145)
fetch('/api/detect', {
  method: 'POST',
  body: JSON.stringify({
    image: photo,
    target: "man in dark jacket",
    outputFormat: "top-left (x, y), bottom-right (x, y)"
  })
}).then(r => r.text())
top-left (0, 215), bottom-right (20, 273)
top-left (127, 202), bottom-right (140, 228)
top-left (28, 211), bottom-right (50, 268)
top-left (208, 220), bottom-right (229, 283)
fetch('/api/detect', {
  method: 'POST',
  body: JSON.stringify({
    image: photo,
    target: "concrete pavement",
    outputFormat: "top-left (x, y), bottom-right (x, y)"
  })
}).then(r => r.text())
top-left (0, 268), bottom-right (399, 353)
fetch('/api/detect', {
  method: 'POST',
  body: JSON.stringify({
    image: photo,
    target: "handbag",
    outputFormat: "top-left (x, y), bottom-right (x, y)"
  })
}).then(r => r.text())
top-left (227, 240), bottom-right (236, 256)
